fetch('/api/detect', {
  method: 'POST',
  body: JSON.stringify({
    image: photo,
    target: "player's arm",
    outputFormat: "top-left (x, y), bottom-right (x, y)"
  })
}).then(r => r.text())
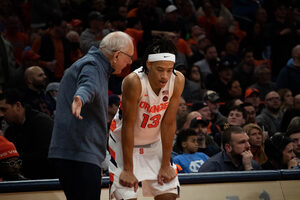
top-left (119, 72), bottom-right (141, 190)
top-left (159, 71), bottom-right (185, 183)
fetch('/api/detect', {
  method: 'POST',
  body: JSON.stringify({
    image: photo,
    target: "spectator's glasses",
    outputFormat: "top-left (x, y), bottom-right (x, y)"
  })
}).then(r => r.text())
top-left (1, 159), bottom-right (22, 167)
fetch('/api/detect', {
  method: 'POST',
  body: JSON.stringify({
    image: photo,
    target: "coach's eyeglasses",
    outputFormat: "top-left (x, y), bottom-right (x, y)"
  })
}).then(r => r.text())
top-left (112, 50), bottom-right (133, 60)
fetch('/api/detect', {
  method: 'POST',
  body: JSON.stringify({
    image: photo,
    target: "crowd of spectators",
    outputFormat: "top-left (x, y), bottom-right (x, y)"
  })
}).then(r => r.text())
top-left (0, 0), bottom-right (300, 180)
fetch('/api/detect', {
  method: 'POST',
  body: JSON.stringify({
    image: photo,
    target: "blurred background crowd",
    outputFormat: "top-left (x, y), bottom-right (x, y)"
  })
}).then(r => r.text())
top-left (0, 0), bottom-right (300, 181)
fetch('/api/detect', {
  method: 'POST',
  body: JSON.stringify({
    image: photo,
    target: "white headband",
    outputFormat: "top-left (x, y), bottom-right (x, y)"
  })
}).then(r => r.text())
top-left (148, 53), bottom-right (175, 62)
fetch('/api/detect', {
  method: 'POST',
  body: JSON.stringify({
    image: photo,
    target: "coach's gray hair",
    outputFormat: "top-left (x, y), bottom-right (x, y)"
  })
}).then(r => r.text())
top-left (99, 31), bottom-right (132, 56)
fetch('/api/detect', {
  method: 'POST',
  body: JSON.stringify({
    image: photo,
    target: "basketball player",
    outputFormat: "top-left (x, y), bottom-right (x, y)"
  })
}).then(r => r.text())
top-left (109, 39), bottom-right (185, 200)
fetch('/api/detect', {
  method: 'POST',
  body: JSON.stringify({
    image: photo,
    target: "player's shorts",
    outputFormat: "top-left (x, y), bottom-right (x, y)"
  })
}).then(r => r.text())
top-left (108, 137), bottom-right (180, 200)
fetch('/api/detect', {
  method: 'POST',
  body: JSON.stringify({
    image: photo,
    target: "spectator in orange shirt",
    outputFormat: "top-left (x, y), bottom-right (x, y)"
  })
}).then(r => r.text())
top-left (187, 25), bottom-right (205, 46)
top-left (176, 34), bottom-right (194, 58)
top-left (125, 17), bottom-right (144, 62)
top-left (196, 0), bottom-right (217, 35)
top-left (32, 11), bottom-right (71, 81)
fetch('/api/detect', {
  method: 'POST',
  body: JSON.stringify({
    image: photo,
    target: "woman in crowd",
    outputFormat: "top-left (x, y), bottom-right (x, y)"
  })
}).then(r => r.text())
top-left (262, 134), bottom-right (298, 170)
top-left (278, 88), bottom-right (294, 112)
top-left (243, 123), bottom-right (267, 165)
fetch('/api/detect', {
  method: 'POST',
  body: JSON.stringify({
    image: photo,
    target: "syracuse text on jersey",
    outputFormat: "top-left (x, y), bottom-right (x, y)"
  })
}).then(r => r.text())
top-left (139, 101), bottom-right (169, 113)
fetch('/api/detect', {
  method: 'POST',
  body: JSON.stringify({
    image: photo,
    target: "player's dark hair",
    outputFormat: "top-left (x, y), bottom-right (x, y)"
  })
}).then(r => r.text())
top-left (141, 39), bottom-right (177, 74)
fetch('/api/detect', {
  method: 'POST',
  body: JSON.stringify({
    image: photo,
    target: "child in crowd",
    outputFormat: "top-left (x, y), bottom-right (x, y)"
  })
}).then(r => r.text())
top-left (0, 136), bottom-right (27, 181)
top-left (173, 129), bottom-right (209, 173)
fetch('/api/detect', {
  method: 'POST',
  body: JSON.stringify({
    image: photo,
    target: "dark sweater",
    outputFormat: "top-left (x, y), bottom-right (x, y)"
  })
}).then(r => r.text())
top-left (276, 64), bottom-right (300, 95)
top-left (48, 46), bottom-right (114, 168)
top-left (199, 151), bottom-right (261, 172)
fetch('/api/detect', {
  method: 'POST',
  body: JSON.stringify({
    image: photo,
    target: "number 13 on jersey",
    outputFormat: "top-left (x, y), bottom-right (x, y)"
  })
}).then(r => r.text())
top-left (141, 113), bottom-right (161, 128)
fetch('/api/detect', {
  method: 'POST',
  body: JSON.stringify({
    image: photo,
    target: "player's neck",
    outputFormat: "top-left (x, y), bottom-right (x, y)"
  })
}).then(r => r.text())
top-left (148, 78), bottom-right (161, 96)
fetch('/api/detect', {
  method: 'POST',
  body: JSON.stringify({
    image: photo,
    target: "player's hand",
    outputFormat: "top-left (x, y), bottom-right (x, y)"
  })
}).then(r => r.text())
top-left (72, 96), bottom-right (83, 120)
top-left (119, 170), bottom-right (139, 192)
top-left (241, 150), bottom-right (253, 170)
top-left (157, 165), bottom-right (176, 185)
